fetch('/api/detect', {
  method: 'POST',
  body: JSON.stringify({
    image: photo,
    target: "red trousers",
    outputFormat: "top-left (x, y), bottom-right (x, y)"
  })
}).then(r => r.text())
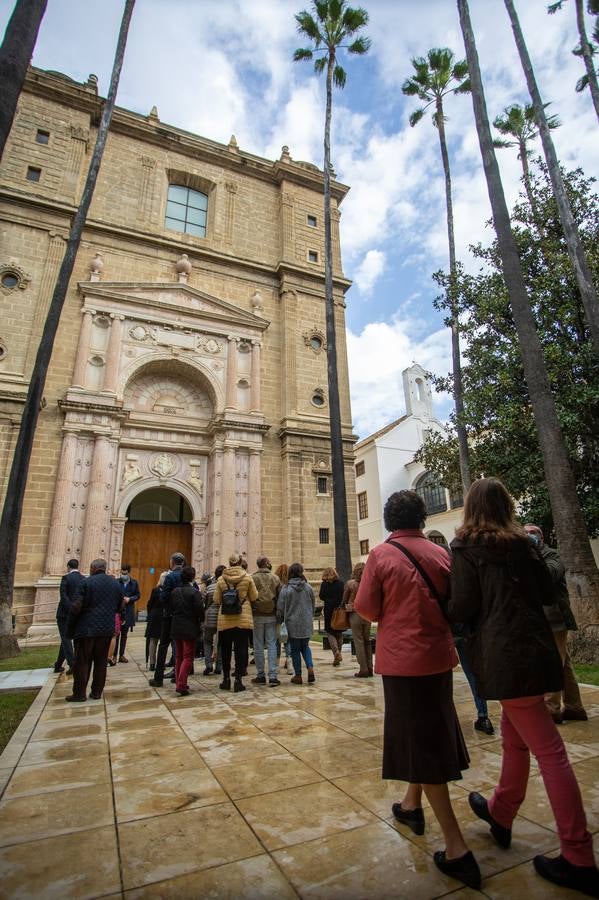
top-left (488, 695), bottom-right (594, 867)
top-left (174, 639), bottom-right (195, 691)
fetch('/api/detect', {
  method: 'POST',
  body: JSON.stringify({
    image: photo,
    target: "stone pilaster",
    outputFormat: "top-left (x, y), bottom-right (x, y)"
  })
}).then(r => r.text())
top-left (25, 232), bottom-right (67, 374)
top-left (80, 435), bottom-right (118, 570)
top-left (102, 314), bottom-right (125, 394)
top-left (279, 191), bottom-right (295, 262)
top-left (224, 181), bottom-right (238, 244)
top-left (108, 516), bottom-right (127, 574)
top-left (192, 520), bottom-right (208, 574)
top-left (247, 449), bottom-right (262, 568)
top-left (71, 308), bottom-right (95, 389)
top-left (221, 446), bottom-right (236, 557)
top-left (250, 340), bottom-right (261, 413)
top-left (210, 446), bottom-right (223, 565)
top-left (61, 124), bottom-right (89, 201)
top-left (280, 289), bottom-right (298, 416)
top-left (224, 336), bottom-right (238, 411)
top-left (43, 429), bottom-right (79, 576)
top-left (138, 156), bottom-right (156, 221)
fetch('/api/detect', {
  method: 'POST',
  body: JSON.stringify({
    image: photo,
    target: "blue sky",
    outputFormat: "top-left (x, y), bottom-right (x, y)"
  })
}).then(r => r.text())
top-left (1, 0), bottom-right (597, 438)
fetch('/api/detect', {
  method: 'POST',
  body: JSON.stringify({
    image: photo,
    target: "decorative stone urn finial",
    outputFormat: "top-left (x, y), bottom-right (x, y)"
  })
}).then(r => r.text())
top-left (280, 145), bottom-right (292, 163)
top-left (176, 253), bottom-right (192, 283)
top-left (329, 161), bottom-right (337, 178)
top-left (250, 289), bottom-right (264, 315)
top-left (148, 105), bottom-right (159, 122)
top-left (89, 252), bottom-right (104, 282)
top-left (228, 134), bottom-right (239, 153)
top-left (85, 73), bottom-right (98, 93)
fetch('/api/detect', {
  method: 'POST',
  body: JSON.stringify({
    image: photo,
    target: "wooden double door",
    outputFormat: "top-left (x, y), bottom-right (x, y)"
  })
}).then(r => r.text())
top-left (121, 522), bottom-right (192, 610)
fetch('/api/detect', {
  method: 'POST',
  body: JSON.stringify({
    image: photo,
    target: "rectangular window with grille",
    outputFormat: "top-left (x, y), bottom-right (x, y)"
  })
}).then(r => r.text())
top-left (319, 528), bottom-right (329, 544)
top-left (360, 539), bottom-right (369, 555)
top-left (357, 491), bottom-right (368, 520)
top-left (355, 460), bottom-right (365, 477)
top-left (317, 475), bottom-right (328, 494)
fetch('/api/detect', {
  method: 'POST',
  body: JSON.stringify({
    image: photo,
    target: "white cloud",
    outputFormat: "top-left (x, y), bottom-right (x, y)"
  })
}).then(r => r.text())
top-left (353, 249), bottom-right (386, 297)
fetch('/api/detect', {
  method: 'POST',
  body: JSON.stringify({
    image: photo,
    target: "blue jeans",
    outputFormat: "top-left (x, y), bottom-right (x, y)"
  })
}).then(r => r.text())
top-left (455, 637), bottom-right (488, 718)
top-left (55, 617), bottom-right (74, 668)
top-left (253, 617), bottom-right (278, 679)
top-left (289, 637), bottom-right (313, 676)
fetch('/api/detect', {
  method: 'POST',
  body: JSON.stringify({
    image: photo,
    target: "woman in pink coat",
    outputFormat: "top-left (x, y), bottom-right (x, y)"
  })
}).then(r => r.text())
top-left (355, 489), bottom-right (479, 890)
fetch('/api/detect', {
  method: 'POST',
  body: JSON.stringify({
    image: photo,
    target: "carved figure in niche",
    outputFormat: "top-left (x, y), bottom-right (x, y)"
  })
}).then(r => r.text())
top-left (150, 453), bottom-right (176, 478)
top-left (204, 338), bottom-right (219, 354)
top-left (122, 459), bottom-right (142, 487)
top-left (190, 471), bottom-right (204, 496)
top-left (251, 289), bottom-right (264, 313)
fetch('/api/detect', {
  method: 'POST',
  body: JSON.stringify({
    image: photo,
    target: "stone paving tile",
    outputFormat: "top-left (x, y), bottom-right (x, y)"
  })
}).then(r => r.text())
top-left (18, 734), bottom-right (108, 767)
top-left (4, 756), bottom-right (112, 798)
top-left (0, 783), bottom-right (114, 847)
top-left (113, 766), bottom-right (226, 822)
top-left (212, 751), bottom-right (324, 800)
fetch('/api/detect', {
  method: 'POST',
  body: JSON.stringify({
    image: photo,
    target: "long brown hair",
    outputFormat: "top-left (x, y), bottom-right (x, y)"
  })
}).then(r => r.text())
top-left (275, 563), bottom-right (288, 585)
top-left (321, 567), bottom-right (339, 582)
top-left (456, 477), bottom-right (527, 545)
top-left (351, 562), bottom-right (366, 582)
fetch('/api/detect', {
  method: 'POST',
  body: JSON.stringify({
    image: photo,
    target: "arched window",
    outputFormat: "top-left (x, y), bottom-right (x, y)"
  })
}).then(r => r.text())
top-left (416, 377), bottom-right (425, 403)
top-left (415, 471), bottom-right (447, 515)
top-left (165, 184), bottom-right (207, 237)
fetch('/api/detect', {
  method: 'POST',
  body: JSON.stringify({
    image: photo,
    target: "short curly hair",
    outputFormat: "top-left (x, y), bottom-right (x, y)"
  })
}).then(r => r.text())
top-left (383, 490), bottom-right (426, 531)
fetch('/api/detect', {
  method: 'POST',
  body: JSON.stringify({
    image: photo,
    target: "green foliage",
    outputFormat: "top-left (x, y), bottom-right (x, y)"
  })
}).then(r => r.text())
top-left (416, 163), bottom-right (599, 539)
top-left (0, 691), bottom-right (36, 753)
top-left (402, 46), bottom-right (470, 129)
top-left (492, 103), bottom-right (560, 156)
top-left (0, 644), bottom-right (59, 671)
top-left (573, 664), bottom-right (599, 685)
top-left (294, 0), bottom-right (371, 83)
top-left (547, 0), bottom-right (599, 93)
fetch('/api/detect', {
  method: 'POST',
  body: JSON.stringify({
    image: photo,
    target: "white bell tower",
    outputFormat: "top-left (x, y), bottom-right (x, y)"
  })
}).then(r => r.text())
top-left (402, 363), bottom-right (433, 419)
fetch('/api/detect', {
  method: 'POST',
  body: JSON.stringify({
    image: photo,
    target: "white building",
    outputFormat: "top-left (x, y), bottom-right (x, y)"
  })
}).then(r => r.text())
top-left (354, 364), bottom-right (463, 557)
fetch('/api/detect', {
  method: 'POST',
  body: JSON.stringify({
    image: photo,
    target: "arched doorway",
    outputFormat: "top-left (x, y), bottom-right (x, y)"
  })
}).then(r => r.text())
top-left (121, 487), bottom-right (192, 610)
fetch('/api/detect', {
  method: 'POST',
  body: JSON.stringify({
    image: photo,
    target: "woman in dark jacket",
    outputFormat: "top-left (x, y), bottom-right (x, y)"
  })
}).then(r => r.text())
top-left (145, 576), bottom-right (165, 671)
top-left (449, 478), bottom-right (598, 897)
top-left (171, 566), bottom-right (204, 696)
top-left (319, 567), bottom-right (345, 665)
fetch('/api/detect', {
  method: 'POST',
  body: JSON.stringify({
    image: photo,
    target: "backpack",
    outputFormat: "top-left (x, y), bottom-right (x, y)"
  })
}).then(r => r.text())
top-left (221, 580), bottom-right (242, 615)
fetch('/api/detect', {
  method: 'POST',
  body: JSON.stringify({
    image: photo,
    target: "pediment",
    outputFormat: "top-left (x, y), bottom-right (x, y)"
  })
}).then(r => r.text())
top-left (78, 281), bottom-right (269, 331)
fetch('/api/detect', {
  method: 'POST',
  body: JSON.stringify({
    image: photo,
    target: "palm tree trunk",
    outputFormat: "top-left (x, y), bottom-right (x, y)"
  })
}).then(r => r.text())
top-left (575, 0), bottom-right (599, 122)
top-left (323, 51), bottom-right (351, 581)
top-left (436, 99), bottom-right (471, 495)
top-left (504, 0), bottom-right (599, 357)
top-left (458, 0), bottom-right (599, 661)
top-left (518, 138), bottom-right (539, 220)
top-left (0, 0), bottom-right (136, 658)
top-left (0, 0), bottom-right (48, 162)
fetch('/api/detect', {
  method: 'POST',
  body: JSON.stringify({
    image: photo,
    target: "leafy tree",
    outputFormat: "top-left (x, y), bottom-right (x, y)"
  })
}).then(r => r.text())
top-left (492, 102), bottom-right (560, 218)
top-left (457, 0), bottom-right (599, 661)
top-left (402, 48), bottom-right (472, 495)
top-left (0, 0), bottom-right (136, 658)
top-left (504, 0), bottom-right (599, 356)
top-left (0, 0), bottom-right (48, 162)
top-left (548, 0), bottom-right (599, 120)
top-left (418, 165), bottom-right (599, 545)
top-left (294, 0), bottom-right (370, 580)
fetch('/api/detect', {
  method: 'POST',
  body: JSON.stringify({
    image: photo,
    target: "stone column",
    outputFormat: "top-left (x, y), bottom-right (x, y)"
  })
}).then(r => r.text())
top-left (43, 430), bottom-right (79, 575)
top-left (25, 232), bottom-right (66, 374)
top-left (250, 341), bottom-right (261, 413)
top-left (191, 520), bottom-right (208, 574)
top-left (71, 308), bottom-right (95, 389)
top-left (224, 336), bottom-right (238, 411)
top-left (224, 181), bottom-right (238, 244)
top-left (102, 314), bottom-right (125, 394)
top-left (247, 449), bottom-right (262, 567)
top-left (138, 155), bottom-right (156, 221)
top-left (280, 289), bottom-right (298, 416)
top-left (220, 447), bottom-right (236, 557)
top-left (108, 516), bottom-right (127, 575)
top-left (211, 446), bottom-right (224, 566)
top-left (80, 435), bottom-right (117, 570)
top-left (61, 125), bottom-right (89, 201)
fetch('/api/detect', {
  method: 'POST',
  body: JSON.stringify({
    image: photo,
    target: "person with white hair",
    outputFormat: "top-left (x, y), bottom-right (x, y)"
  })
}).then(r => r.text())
top-left (213, 553), bottom-right (258, 692)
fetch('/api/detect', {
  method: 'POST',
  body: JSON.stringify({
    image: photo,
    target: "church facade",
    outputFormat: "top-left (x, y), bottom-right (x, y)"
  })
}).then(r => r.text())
top-left (0, 68), bottom-right (358, 637)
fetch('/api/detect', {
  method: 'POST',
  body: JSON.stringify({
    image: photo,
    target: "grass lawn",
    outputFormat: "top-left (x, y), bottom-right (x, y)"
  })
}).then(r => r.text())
top-left (0, 645), bottom-right (59, 672)
top-left (574, 665), bottom-right (599, 687)
top-left (0, 691), bottom-right (37, 753)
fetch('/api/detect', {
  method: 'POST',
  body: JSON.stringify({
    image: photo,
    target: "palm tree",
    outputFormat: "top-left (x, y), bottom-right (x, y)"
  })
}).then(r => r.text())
top-left (0, 0), bottom-right (136, 658)
top-left (457, 0), bottom-right (599, 659)
top-left (402, 48), bottom-right (472, 495)
top-left (294, 0), bottom-right (370, 581)
top-left (504, 0), bottom-right (599, 357)
top-left (492, 102), bottom-right (560, 217)
top-left (548, 0), bottom-right (599, 121)
top-left (0, 0), bottom-right (48, 162)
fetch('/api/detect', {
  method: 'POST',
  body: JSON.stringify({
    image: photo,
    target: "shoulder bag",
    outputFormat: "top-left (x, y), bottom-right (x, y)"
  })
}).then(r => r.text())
top-left (386, 539), bottom-right (449, 620)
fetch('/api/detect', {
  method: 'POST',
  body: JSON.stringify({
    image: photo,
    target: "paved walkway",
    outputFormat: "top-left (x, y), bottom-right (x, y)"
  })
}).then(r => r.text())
top-left (0, 668), bottom-right (54, 692)
top-left (0, 635), bottom-right (598, 899)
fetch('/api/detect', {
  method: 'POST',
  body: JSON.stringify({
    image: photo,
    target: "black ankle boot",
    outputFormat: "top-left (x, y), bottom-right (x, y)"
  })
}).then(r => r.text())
top-left (219, 677), bottom-right (231, 690)
top-left (433, 850), bottom-right (481, 890)
top-left (233, 679), bottom-right (246, 693)
top-left (534, 855), bottom-right (599, 898)
top-left (391, 802), bottom-right (425, 836)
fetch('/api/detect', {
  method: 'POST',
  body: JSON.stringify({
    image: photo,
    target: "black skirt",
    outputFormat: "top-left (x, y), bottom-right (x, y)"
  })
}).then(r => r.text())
top-left (382, 670), bottom-right (469, 784)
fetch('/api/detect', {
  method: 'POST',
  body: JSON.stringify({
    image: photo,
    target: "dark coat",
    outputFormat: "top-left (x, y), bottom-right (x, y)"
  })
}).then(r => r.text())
top-left (69, 572), bottom-right (124, 639)
top-left (57, 570), bottom-right (85, 621)
top-left (448, 537), bottom-right (563, 700)
top-left (160, 567), bottom-right (183, 617)
top-left (145, 587), bottom-right (163, 639)
top-left (118, 576), bottom-right (140, 629)
top-left (319, 578), bottom-right (345, 632)
top-left (171, 583), bottom-right (205, 641)
top-left (539, 543), bottom-right (577, 632)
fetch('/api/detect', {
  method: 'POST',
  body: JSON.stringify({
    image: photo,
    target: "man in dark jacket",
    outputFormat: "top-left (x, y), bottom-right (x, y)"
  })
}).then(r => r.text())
top-left (66, 558), bottom-right (124, 702)
top-left (525, 524), bottom-right (587, 723)
top-left (149, 552), bottom-right (185, 688)
top-left (53, 558), bottom-right (84, 675)
top-left (113, 563), bottom-right (140, 663)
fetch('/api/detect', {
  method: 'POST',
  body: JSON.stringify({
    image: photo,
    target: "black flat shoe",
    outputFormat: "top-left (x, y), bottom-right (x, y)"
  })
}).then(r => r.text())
top-left (391, 802), bottom-right (425, 836)
top-left (219, 677), bottom-right (231, 690)
top-left (468, 791), bottom-right (511, 848)
top-left (534, 854), bottom-right (599, 898)
top-left (433, 850), bottom-right (481, 890)
top-left (474, 716), bottom-right (495, 735)
top-left (65, 694), bottom-right (86, 702)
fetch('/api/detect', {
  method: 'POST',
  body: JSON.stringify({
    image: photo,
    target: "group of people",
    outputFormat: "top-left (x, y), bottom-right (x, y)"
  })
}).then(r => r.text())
top-left (354, 479), bottom-right (597, 897)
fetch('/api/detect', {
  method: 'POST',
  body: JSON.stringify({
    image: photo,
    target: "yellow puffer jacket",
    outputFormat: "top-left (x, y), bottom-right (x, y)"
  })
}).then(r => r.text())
top-left (214, 566), bottom-right (258, 632)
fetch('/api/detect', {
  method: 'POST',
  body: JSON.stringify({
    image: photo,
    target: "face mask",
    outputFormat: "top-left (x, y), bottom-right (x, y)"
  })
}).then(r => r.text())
top-left (527, 533), bottom-right (540, 547)
top-left (121, 573), bottom-right (130, 582)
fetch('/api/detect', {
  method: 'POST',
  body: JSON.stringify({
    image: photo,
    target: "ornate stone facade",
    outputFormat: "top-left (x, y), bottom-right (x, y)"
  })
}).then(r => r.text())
top-left (0, 67), bottom-right (359, 637)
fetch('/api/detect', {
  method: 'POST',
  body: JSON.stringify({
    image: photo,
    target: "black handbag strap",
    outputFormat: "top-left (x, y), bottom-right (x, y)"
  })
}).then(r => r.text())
top-left (386, 539), bottom-right (445, 605)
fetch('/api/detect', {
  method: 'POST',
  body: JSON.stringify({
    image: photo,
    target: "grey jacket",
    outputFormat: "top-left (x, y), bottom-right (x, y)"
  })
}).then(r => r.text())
top-left (277, 578), bottom-right (315, 640)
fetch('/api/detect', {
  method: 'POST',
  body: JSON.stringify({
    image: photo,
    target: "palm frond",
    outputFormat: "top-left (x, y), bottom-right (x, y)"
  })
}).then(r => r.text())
top-left (547, 0), bottom-right (565, 12)
top-left (328, 0), bottom-right (343, 21)
top-left (314, 55), bottom-right (327, 74)
top-left (334, 63), bottom-right (347, 87)
top-left (428, 47), bottom-right (454, 73)
top-left (492, 137), bottom-right (514, 149)
top-left (589, 0), bottom-right (599, 15)
top-left (294, 47), bottom-right (314, 61)
top-left (401, 77), bottom-right (421, 96)
top-left (342, 6), bottom-right (369, 35)
top-left (314, 0), bottom-right (329, 23)
top-left (576, 72), bottom-right (590, 91)
top-left (409, 108), bottom-right (425, 127)
top-left (452, 59), bottom-right (469, 81)
top-left (432, 107), bottom-right (447, 129)
top-left (295, 11), bottom-right (322, 44)
top-left (348, 36), bottom-right (371, 54)
top-left (454, 77), bottom-right (471, 94)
